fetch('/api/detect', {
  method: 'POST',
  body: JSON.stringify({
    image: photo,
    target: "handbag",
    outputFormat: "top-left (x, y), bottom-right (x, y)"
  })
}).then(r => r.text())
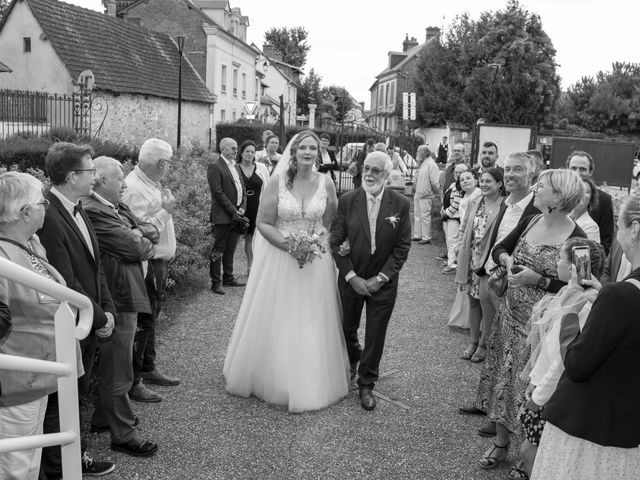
top-left (488, 266), bottom-right (508, 297)
top-left (447, 288), bottom-right (471, 329)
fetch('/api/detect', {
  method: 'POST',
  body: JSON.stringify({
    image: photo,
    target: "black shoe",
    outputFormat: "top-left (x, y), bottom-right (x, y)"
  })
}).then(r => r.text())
top-left (129, 381), bottom-right (162, 403)
top-left (111, 438), bottom-right (158, 457)
top-left (141, 370), bottom-right (180, 386)
top-left (458, 405), bottom-right (486, 415)
top-left (82, 451), bottom-right (116, 476)
top-left (223, 279), bottom-right (246, 287)
top-left (359, 387), bottom-right (376, 411)
top-left (92, 415), bottom-right (139, 433)
top-left (211, 284), bottom-right (225, 295)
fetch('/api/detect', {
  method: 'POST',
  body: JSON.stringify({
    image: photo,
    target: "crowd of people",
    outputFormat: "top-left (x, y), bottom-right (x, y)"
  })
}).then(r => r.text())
top-left (1, 129), bottom-right (639, 480)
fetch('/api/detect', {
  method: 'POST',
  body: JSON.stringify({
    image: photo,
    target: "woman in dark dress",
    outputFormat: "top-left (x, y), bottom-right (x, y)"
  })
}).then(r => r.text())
top-left (237, 140), bottom-right (270, 274)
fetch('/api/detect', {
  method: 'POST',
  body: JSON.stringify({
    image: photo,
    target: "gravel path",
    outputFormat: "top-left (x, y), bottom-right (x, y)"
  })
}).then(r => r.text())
top-left (83, 227), bottom-right (522, 480)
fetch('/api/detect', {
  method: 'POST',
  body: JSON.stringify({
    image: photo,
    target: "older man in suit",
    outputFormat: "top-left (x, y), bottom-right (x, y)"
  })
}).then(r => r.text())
top-left (208, 137), bottom-right (248, 295)
top-left (38, 142), bottom-right (115, 478)
top-left (84, 156), bottom-right (159, 457)
top-left (330, 151), bottom-right (412, 411)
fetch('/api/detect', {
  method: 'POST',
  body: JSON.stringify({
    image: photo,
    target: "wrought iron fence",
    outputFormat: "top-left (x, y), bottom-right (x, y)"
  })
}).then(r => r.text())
top-left (0, 89), bottom-right (92, 139)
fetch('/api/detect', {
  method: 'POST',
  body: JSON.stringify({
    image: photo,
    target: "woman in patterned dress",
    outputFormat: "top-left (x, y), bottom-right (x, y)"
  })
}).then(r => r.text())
top-left (474, 169), bottom-right (586, 469)
top-left (453, 168), bottom-right (505, 361)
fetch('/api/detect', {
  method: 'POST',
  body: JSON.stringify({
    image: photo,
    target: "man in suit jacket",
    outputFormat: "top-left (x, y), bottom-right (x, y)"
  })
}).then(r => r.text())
top-left (349, 138), bottom-right (374, 189)
top-left (317, 133), bottom-right (342, 182)
top-left (566, 150), bottom-right (614, 254)
top-left (330, 151), bottom-right (411, 411)
top-left (437, 136), bottom-right (449, 164)
top-left (38, 142), bottom-right (115, 478)
top-left (84, 156), bottom-right (159, 457)
top-left (208, 137), bottom-right (248, 295)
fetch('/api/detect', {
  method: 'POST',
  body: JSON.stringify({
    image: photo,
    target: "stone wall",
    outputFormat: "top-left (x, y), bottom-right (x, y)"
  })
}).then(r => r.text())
top-left (92, 92), bottom-right (212, 149)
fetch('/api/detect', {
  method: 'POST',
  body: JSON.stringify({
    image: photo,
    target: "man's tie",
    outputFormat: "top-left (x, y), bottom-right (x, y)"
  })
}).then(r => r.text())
top-left (369, 196), bottom-right (377, 254)
top-left (73, 201), bottom-right (82, 217)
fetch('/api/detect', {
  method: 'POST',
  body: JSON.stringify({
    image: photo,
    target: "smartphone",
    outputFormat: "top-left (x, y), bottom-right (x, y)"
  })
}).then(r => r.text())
top-left (572, 246), bottom-right (591, 285)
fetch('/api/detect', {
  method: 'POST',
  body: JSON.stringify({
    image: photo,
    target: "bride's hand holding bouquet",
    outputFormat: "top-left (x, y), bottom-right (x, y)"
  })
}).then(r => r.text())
top-left (285, 230), bottom-right (328, 268)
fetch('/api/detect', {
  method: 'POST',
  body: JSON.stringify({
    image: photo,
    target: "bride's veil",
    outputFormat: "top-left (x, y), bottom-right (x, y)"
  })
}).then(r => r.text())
top-left (272, 132), bottom-right (301, 178)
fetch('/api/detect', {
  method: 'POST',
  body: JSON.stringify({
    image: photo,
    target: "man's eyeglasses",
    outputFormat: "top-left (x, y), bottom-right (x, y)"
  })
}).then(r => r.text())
top-left (73, 168), bottom-right (97, 175)
top-left (363, 166), bottom-right (384, 175)
top-left (22, 199), bottom-right (50, 210)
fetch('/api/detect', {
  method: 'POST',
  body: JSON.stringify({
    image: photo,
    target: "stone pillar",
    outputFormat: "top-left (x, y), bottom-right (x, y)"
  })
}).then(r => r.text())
top-left (308, 103), bottom-right (317, 129)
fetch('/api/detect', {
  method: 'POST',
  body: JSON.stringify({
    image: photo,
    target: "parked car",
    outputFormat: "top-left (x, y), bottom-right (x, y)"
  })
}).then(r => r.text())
top-left (633, 158), bottom-right (640, 182)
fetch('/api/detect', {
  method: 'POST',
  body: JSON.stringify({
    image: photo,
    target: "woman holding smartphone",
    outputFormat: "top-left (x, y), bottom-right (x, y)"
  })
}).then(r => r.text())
top-left (530, 193), bottom-right (640, 480)
top-left (475, 169), bottom-right (587, 469)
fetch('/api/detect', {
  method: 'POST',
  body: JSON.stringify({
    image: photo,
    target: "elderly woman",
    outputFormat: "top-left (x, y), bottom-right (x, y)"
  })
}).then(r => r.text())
top-left (475, 169), bottom-right (586, 469)
top-left (530, 192), bottom-right (640, 479)
top-left (0, 172), bottom-right (82, 480)
top-left (237, 140), bottom-right (270, 274)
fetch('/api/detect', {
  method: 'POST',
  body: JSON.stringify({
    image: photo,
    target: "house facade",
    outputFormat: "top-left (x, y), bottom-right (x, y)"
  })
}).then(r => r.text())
top-left (0, 0), bottom-right (215, 146)
top-left (117, 0), bottom-right (299, 127)
top-left (369, 27), bottom-right (440, 135)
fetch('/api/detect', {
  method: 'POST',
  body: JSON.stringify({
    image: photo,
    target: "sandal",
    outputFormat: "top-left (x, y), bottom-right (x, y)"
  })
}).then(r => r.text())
top-left (470, 346), bottom-right (487, 363)
top-left (507, 461), bottom-right (529, 479)
top-left (461, 342), bottom-right (478, 360)
top-left (479, 442), bottom-right (509, 469)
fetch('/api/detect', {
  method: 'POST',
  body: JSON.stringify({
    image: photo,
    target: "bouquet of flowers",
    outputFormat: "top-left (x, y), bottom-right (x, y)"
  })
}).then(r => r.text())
top-left (285, 230), bottom-right (328, 268)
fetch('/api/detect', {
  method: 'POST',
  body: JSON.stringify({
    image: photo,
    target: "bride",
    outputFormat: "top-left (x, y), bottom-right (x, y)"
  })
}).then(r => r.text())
top-left (223, 131), bottom-right (350, 412)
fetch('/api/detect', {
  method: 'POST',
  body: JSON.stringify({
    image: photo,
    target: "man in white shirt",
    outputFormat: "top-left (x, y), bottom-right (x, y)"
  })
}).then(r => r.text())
top-left (123, 138), bottom-right (181, 403)
top-left (412, 145), bottom-right (440, 244)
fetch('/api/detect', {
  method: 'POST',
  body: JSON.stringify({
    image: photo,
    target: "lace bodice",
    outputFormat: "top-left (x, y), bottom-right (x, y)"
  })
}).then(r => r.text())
top-left (275, 173), bottom-right (328, 237)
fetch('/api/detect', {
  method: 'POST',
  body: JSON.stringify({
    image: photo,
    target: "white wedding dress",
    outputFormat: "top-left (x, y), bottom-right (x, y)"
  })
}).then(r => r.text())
top-left (223, 172), bottom-right (350, 412)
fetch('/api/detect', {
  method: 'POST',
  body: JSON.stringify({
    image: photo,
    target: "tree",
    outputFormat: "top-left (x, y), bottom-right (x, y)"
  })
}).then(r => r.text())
top-left (560, 62), bottom-right (640, 135)
top-left (264, 27), bottom-right (310, 68)
top-left (297, 68), bottom-right (323, 115)
top-left (0, 0), bottom-right (9, 20)
top-left (414, 0), bottom-right (560, 128)
top-left (319, 85), bottom-right (359, 123)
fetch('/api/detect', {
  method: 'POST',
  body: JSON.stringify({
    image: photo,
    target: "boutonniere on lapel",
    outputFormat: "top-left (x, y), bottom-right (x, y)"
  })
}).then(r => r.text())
top-left (385, 214), bottom-right (400, 228)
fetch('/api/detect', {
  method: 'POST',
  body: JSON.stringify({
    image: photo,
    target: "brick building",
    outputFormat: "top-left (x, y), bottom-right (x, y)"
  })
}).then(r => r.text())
top-left (369, 27), bottom-right (440, 135)
top-left (0, 0), bottom-right (215, 147)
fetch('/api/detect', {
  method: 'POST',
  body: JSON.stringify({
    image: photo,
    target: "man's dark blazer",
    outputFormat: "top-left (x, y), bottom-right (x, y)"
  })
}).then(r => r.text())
top-left (83, 195), bottom-right (158, 314)
top-left (476, 195), bottom-right (540, 275)
top-left (590, 188), bottom-right (614, 254)
top-left (317, 149), bottom-right (340, 181)
top-left (437, 143), bottom-right (448, 164)
top-left (38, 191), bottom-right (115, 331)
top-left (331, 187), bottom-right (411, 297)
top-left (207, 156), bottom-right (247, 225)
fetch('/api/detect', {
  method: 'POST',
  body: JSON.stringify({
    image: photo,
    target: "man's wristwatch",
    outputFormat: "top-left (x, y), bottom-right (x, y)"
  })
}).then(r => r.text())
top-left (375, 275), bottom-right (386, 284)
top-left (536, 275), bottom-right (548, 290)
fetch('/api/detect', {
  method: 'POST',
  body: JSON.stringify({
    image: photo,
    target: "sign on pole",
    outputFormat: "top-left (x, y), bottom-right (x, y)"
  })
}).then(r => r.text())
top-left (244, 101), bottom-right (258, 117)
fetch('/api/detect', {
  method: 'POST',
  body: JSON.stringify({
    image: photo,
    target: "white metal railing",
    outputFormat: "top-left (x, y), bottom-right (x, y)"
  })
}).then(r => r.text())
top-left (0, 256), bottom-right (92, 480)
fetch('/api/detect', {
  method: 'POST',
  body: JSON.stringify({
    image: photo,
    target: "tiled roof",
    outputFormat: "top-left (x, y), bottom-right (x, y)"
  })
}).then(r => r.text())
top-left (22, 0), bottom-right (215, 103)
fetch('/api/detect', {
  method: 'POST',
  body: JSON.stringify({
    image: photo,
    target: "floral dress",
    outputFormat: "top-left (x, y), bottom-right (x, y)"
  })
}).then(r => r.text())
top-left (468, 198), bottom-right (491, 298)
top-left (475, 236), bottom-right (564, 433)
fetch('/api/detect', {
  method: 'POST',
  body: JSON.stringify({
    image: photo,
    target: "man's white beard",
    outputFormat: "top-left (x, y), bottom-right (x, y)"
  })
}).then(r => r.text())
top-left (362, 180), bottom-right (385, 195)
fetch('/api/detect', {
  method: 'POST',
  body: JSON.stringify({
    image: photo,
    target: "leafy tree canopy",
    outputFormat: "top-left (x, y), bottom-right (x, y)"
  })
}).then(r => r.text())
top-left (414, 0), bottom-right (560, 128)
top-left (559, 62), bottom-right (640, 135)
top-left (264, 26), bottom-right (310, 68)
top-left (297, 68), bottom-right (323, 115)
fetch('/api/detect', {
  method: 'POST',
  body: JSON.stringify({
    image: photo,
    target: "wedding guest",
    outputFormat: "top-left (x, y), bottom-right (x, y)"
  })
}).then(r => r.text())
top-left (350, 138), bottom-right (374, 188)
top-left (255, 135), bottom-right (281, 173)
top-left (472, 141), bottom-right (501, 176)
top-left (437, 136), bottom-right (449, 164)
top-left (441, 163), bottom-right (469, 274)
top-left (531, 192), bottom-right (640, 479)
top-left (475, 169), bottom-right (586, 470)
top-left (37, 142), bottom-right (115, 478)
top-left (458, 152), bottom-right (541, 418)
top-left (442, 143), bottom-right (466, 195)
top-left (453, 168), bottom-right (505, 362)
top-left (507, 238), bottom-right (604, 479)
top-left (412, 145), bottom-right (440, 244)
top-left (457, 170), bottom-right (481, 229)
top-left (255, 129), bottom-right (273, 151)
top-left (566, 150), bottom-right (614, 253)
top-left (237, 140), bottom-right (269, 275)
top-left (316, 133), bottom-right (341, 182)
top-left (123, 138), bottom-right (181, 402)
top-left (84, 157), bottom-right (159, 457)
top-left (527, 149), bottom-right (545, 183)
top-left (386, 145), bottom-right (408, 175)
top-left (0, 172), bottom-right (83, 480)
top-left (570, 177), bottom-right (600, 243)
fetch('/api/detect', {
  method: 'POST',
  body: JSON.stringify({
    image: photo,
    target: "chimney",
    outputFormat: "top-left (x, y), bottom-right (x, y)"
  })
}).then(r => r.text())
top-left (104, 0), bottom-right (117, 16)
top-left (425, 26), bottom-right (440, 43)
top-left (402, 34), bottom-right (419, 52)
top-left (263, 43), bottom-right (283, 62)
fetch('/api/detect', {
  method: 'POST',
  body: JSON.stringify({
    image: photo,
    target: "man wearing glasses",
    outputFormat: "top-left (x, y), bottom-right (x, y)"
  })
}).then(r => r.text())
top-left (38, 142), bottom-right (116, 478)
top-left (442, 143), bottom-right (467, 195)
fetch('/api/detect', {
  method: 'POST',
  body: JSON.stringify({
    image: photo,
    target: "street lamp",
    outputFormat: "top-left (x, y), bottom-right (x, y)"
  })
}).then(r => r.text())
top-left (175, 35), bottom-right (187, 150)
top-left (487, 63), bottom-right (501, 123)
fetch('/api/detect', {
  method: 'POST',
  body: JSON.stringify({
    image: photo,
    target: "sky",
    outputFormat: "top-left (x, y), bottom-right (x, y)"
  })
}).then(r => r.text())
top-left (69, 0), bottom-right (638, 108)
